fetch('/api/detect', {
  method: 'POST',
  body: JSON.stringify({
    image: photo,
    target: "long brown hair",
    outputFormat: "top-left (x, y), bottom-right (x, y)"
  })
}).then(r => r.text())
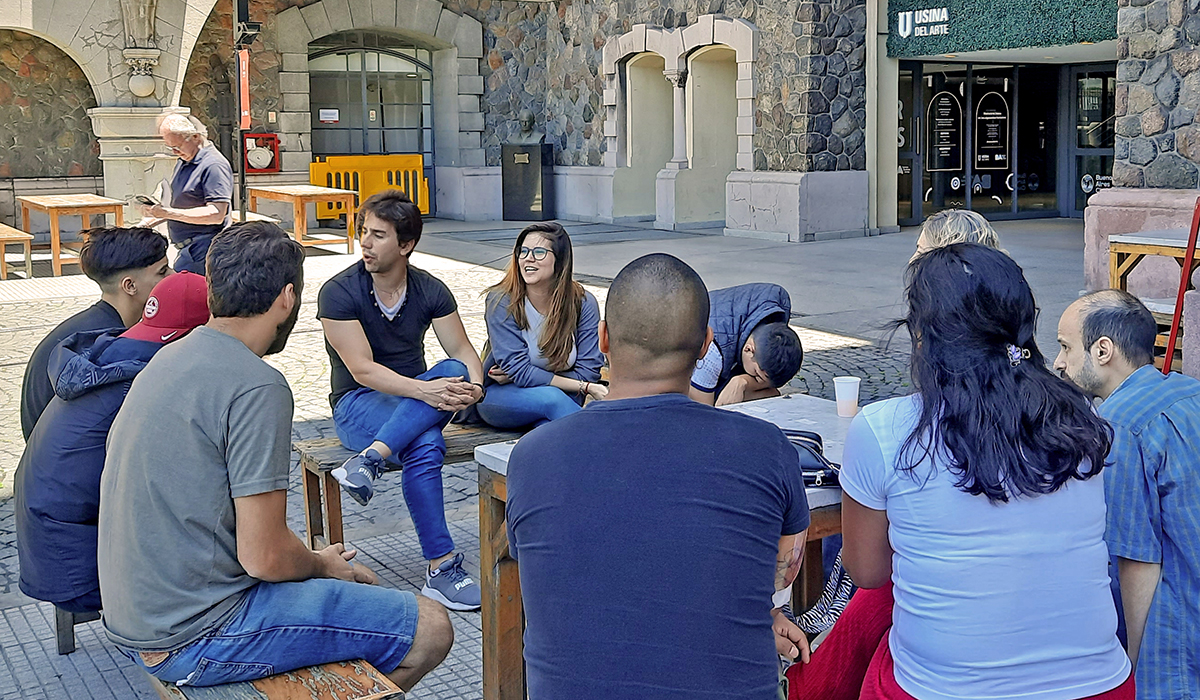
top-left (486, 223), bottom-right (585, 372)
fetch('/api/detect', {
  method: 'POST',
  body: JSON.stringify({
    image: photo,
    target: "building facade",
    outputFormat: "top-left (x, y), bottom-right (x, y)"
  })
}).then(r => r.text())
top-left (0, 0), bottom-right (1194, 242)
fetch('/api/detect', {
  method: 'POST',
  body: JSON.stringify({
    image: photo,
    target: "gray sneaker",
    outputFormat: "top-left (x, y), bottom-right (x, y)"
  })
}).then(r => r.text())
top-left (421, 553), bottom-right (482, 611)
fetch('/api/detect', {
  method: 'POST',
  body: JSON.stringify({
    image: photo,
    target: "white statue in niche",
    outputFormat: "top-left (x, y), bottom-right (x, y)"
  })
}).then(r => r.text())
top-left (508, 109), bottom-right (545, 145)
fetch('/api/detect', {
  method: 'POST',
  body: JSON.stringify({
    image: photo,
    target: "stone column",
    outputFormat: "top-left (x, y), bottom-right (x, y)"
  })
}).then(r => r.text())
top-left (1083, 0), bottom-right (1200, 308)
top-left (663, 68), bottom-right (689, 169)
top-left (1113, 0), bottom-right (1200, 188)
top-left (88, 107), bottom-right (186, 223)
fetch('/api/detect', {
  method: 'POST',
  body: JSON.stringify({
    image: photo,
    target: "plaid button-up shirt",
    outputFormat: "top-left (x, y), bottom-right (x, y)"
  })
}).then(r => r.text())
top-left (1102, 365), bottom-right (1200, 700)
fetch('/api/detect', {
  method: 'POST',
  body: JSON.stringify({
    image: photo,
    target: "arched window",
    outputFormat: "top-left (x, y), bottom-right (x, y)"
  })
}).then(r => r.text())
top-left (308, 31), bottom-right (434, 167)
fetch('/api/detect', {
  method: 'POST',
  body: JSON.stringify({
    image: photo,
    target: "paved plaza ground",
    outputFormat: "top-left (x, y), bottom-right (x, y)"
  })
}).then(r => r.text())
top-left (0, 217), bottom-right (1083, 699)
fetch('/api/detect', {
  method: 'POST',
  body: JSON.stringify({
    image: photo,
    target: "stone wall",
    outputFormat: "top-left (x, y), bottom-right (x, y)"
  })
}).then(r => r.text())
top-left (1113, 0), bottom-right (1200, 188)
top-left (176, 0), bottom-right (867, 173)
top-left (180, 0), bottom-right (548, 169)
top-left (545, 0), bottom-right (867, 171)
top-left (181, 0), bottom-right (293, 135)
top-left (0, 30), bottom-right (101, 179)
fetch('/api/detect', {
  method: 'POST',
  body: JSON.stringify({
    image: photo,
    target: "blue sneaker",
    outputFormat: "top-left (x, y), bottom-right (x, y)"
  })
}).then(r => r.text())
top-left (422, 553), bottom-right (482, 611)
top-left (331, 448), bottom-right (384, 506)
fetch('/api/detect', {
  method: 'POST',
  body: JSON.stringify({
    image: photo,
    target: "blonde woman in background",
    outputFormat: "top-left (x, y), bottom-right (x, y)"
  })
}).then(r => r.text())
top-left (911, 209), bottom-right (1000, 262)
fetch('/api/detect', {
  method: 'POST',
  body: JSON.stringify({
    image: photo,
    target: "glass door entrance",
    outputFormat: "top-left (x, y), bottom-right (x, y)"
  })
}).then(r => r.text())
top-left (898, 61), bottom-right (1079, 225)
top-left (1070, 67), bottom-right (1116, 215)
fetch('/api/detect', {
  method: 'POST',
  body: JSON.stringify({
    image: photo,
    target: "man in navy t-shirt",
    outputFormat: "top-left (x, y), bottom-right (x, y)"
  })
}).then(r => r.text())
top-left (138, 114), bottom-right (233, 275)
top-left (318, 190), bottom-right (487, 612)
top-left (507, 254), bottom-right (811, 699)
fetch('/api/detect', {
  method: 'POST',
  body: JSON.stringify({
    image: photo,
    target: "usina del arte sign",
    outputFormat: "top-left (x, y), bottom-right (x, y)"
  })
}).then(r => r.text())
top-left (897, 7), bottom-right (950, 38)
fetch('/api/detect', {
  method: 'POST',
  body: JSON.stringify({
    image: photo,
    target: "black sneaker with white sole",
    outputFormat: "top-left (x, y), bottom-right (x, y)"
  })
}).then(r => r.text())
top-left (422, 552), bottom-right (482, 611)
top-left (331, 448), bottom-right (384, 506)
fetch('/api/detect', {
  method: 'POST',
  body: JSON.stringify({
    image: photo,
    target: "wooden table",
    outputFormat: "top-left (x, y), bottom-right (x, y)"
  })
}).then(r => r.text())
top-left (1108, 229), bottom-right (1198, 371)
top-left (475, 393), bottom-right (851, 700)
top-left (17, 194), bottom-right (125, 276)
top-left (247, 185), bottom-right (357, 253)
top-left (1109, 228), bottom-right (1200, 292)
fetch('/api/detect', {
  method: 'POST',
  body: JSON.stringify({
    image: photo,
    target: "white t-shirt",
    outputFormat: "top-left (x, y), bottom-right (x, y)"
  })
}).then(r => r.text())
top-left (840, 394), bottom-right (1130, 700)
top-left (522, 298), bottom-right (575, 372)
top-left (691, 341), bottom-right (723, 393)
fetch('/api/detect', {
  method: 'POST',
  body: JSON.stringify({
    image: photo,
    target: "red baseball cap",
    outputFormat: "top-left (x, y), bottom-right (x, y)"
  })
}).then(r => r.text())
top-left (121, 271), bottom-right (211, 344)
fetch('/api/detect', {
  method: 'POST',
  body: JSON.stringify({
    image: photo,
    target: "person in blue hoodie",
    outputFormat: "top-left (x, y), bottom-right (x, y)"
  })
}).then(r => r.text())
top-left (14, 272), bottom-right (210, 614)
top-left (688, 283), bottom-right (804, 406)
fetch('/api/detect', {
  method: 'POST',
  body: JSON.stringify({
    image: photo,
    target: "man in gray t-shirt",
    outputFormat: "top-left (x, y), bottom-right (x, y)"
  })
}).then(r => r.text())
top-left (98, 222), bottom-right (453, 690)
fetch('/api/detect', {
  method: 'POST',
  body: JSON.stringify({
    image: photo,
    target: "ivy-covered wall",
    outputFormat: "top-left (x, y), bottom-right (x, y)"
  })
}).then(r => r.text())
top-left (886, 0), bottom-right (1117, 58)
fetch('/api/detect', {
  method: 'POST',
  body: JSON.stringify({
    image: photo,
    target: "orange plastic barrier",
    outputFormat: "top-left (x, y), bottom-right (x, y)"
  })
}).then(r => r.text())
top-left (309, 154), bottom-right (430, 220)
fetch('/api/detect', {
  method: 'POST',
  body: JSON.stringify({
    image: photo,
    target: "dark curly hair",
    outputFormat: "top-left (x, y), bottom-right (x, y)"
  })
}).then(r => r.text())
top-left (899, 243), bottom-right (1112, 503)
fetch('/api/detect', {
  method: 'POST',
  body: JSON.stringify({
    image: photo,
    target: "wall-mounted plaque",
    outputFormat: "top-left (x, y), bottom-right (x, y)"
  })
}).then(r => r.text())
top-left (975, 91), bottom-right (1010, 170)
top-left (925, 91), bottom-right (962, 172)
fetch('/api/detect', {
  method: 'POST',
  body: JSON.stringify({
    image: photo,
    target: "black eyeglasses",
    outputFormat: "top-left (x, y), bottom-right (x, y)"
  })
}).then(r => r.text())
top-left (519, 246), bottom-right (550, 261)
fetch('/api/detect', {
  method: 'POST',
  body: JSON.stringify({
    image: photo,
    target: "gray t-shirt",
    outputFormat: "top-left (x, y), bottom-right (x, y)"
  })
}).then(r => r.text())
top-left (98, 326), bottom-right (293, 651)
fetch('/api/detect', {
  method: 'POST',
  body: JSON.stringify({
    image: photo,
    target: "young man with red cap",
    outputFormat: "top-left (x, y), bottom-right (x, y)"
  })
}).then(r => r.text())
top-left (14, 271), bottom-right (210, 616)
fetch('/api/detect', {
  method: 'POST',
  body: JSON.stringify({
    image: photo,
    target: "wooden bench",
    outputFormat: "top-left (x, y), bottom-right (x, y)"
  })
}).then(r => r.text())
top-left (145, 659), bottom-right (404, 699)
top-left (294, 423), bottom-right (523, 549)
top-left (0, 223), bottom-right (34, 280)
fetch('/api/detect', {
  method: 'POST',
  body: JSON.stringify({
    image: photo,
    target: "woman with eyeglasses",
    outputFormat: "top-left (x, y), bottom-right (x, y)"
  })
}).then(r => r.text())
top-left (477, 223), bottom-right (606, 429)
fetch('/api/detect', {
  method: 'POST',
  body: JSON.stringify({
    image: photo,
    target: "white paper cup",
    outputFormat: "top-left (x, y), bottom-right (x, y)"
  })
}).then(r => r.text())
top-left (833, 376), bottom-right (862, 418)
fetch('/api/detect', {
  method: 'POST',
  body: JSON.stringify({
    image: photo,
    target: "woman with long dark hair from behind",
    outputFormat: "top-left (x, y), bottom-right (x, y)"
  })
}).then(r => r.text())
top-left (785, 243), bottom-right (1132, 700)
top-left (478, 223), bottom-right (606, 429)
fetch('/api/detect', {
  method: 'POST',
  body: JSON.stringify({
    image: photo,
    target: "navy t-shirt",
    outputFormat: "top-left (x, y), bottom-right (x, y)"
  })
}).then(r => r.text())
top-left (317, 261), bottom-right (457, 409)
top-left (167, 144), bottom-right (233, 244)
top-left (507, 393), bottom-right (810, 700)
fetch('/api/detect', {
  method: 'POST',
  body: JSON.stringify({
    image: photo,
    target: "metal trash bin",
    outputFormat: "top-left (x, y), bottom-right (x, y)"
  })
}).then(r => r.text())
top-left (501, 144), bottom-right (555, 221)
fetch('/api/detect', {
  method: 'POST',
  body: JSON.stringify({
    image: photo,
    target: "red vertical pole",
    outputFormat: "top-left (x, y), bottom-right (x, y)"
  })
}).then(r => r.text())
top-left (1162, 196), bottom-right (1200, 375)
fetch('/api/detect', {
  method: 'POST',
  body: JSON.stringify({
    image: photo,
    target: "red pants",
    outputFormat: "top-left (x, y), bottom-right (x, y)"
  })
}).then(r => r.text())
top-left (786, 583), bottom-right (1135, 700)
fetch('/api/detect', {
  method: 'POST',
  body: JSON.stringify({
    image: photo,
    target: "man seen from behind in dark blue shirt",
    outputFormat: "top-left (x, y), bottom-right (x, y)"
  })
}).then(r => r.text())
top-left (506, 253), bottom-right (811, 700)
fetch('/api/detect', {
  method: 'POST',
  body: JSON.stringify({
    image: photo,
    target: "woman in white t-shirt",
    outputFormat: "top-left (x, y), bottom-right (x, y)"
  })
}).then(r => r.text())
top-left (786, 243), bottom-right (1132, 700)
top-left (477, 223), bottom-right (606, 429)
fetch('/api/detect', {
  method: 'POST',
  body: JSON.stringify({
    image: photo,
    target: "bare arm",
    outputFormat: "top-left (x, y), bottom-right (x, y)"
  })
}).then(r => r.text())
top-left (771, 531), bottom-right (811, 663)
top-left (235, 490), bottom-right (375, 584)
top-left (689, 385), bottom-right (717, 405)
top-left (715, 374), bottom-right (780, 406)
top-left (841, 493), bottom-right (893, 589)
top-left (1119, 557), bottom-right (1162, 668)
top-left (431, 311), bottom-right (486, 387)
top-left (143, 200), bottom-right (228, 226)
top-left (775, 531), bottom-right (807, 594)
top-left (322, 317), bottom-right (465, 410)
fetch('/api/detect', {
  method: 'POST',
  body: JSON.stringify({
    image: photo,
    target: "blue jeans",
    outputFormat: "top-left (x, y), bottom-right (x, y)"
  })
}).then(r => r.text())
top-left (476, 383), bottom-right (582, 429)
top-left (117, 579), bottom-right (419, 687)
top-left (173, 234), bottom-right (214, 275)
top-left (333, 359), bottom-right (467, 561)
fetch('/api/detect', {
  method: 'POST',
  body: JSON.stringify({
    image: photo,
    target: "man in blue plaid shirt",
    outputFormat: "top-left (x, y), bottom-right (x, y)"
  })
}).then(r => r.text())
top-left (1055, 289), bottom-right (1200, 699)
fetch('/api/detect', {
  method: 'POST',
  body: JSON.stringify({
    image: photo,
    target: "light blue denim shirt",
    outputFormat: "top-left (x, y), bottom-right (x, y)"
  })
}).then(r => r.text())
top-left (1102, 365), bottom-right (1200, 700)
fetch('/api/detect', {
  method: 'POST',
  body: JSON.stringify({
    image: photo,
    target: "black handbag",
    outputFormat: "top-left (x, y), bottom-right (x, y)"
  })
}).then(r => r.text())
top-left (782, 429), bottom-right (841, 488)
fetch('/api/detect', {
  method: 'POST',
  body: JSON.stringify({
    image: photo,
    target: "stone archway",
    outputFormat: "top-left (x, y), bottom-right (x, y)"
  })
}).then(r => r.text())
top-left (0, 29), bottom-right (102, 179)
top-left (613, 52), bottom-right (672, 221)
top-left (600, 15), bottom-right (758, 229)
top-left (271, 0), bottom-right (485, 178)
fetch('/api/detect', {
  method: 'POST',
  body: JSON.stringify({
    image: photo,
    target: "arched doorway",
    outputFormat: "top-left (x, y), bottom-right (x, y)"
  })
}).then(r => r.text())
top-left (676, 45), bottom-right (737, 227)
top-left (613, 53), bottom-right (673, 220)
top-left (308, 30), bottom-right (435, 179)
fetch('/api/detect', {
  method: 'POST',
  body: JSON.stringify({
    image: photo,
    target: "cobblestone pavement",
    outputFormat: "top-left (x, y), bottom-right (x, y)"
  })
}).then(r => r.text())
top-left (0, 227), bottom-right (913, 699)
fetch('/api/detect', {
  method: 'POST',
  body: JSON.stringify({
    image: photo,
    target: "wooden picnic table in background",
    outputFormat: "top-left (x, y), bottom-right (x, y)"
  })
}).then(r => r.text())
top-left (1108, 228), bottom-right (1199, 371)
top-left (247, 185), bottom-right (357, 253)
top-left (17, 194), bottom-right (125, 276)
top-left (475, 392), bottom-right (852, 700)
